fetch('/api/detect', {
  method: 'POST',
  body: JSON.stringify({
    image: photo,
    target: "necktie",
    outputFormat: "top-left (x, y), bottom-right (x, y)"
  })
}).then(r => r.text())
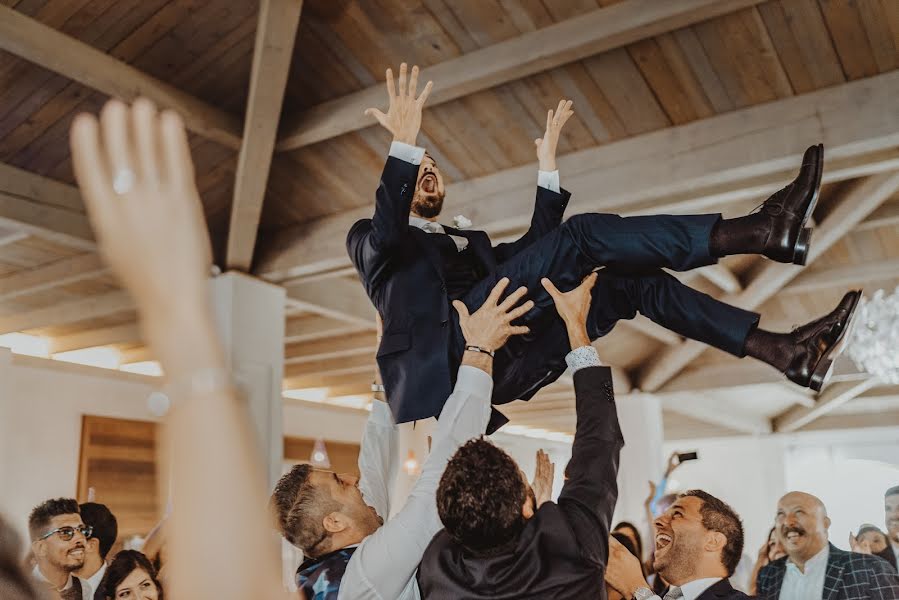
top-left (663, 586), bottom-right (683, 600)
top-left (421, 221), bottom-right (442, 234)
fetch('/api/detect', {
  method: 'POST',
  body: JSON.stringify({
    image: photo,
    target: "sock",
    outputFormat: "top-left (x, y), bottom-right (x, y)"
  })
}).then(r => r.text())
top-left (709, 214), bottom-right (768, 258)
top-left (743, 327), bottom-right (791, 372)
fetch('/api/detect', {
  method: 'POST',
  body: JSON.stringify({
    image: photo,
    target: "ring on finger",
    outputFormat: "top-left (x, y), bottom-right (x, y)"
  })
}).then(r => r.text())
top-left (112, 168), bottom-right (135, 195)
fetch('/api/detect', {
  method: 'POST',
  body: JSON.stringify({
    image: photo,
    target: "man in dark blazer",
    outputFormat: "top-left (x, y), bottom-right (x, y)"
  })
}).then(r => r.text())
top-left (605, 490), bottom-right (751, 600)
top-left (417, 272), bottom-right (623, 599)
top-left (757, 491), bottom-right (899, 600)
top-left (349, 63), bottom-right (861, 429)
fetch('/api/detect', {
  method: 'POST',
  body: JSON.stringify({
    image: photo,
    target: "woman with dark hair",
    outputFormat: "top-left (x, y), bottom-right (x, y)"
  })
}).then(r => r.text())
top-left (98, 551), bottom-right (163, 600)
top-left (749, 526), bottom-right (787, 595)
top-left (613, 521), bottom-right (644, 566)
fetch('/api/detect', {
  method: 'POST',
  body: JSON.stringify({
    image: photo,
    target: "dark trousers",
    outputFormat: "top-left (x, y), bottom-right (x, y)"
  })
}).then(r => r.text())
top-left (451, 213), bottom-right (761, 407)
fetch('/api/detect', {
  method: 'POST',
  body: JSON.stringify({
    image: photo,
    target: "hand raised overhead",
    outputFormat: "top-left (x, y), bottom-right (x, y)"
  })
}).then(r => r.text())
top-left (535, 98), bottom-right (574, 171)
top-left (531, 449), bottom-right (556, 508)
top-left (364, 63), bottom-right (433, 146)
top-left (453, 277), bottom-right (533, 352)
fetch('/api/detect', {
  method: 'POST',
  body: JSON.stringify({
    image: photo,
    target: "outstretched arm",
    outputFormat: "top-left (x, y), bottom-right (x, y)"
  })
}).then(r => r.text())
top-left (340, 279), bottom-right (533, 599)
top-left (69, 99), bottom-right (283, 599)
top-left (494, 99), bottom-right (574, 262)
top-left (543, 274), bottom-right (625, 568)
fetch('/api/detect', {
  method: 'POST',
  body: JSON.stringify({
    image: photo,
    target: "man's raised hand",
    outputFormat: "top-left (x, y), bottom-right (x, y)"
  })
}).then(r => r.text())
top-left (364, 63), bottom-right (433, 146)
top-left (453, 277), bottom-right (532, 353)
top-left (532, 449), bottom-right (556, 508)
top-left (535, 99), bottom-right (574, 172)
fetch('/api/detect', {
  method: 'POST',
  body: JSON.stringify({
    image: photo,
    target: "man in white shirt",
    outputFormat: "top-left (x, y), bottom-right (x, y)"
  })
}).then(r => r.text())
top-left (886, 486), bottom-right (899, 569)
top-left (604, 490), bottom-right (750, 600)
top-left (349, 61), bottom-right (861, 437)
top-left (28, 497), bottom-right (93, 600)
top-left (756, 491), bottom-right (899, 600)
top-left (271, 277), bottom-right (532, 600)
top-left (75, 502), bottom-right (117, 600)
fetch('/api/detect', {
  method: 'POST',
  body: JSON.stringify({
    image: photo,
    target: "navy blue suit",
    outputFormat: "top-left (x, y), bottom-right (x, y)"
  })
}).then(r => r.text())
top-left (347, 157), bottom-right (761, 427)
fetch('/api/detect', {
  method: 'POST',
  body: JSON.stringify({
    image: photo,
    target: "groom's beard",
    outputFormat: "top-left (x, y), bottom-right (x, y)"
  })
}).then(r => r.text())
top-left (411, 190), bottom-right (445, 218)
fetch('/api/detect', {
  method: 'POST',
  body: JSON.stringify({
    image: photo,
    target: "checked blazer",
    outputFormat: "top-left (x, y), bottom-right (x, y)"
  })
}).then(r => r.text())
top-left (757, 544), bottom-right (899, 600)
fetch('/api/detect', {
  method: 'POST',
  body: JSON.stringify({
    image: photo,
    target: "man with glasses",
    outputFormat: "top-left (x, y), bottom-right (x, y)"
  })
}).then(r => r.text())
top-left (28, 497), bottom-right (93, 599)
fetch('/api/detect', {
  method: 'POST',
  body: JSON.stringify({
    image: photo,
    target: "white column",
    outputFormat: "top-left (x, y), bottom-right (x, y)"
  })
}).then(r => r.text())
top-left (209, 272), bottom-right (286, 489)
top-left (388, 419), bottom-right (434, 518)
top-left (613, 392), bottom-right (665, 538)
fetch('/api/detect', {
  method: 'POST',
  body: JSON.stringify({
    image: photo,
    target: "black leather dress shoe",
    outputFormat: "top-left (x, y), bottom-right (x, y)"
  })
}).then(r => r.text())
top-left (784, 290), bottom-right (861, 391)
top-left (758, 144), bottom-right (823, 265)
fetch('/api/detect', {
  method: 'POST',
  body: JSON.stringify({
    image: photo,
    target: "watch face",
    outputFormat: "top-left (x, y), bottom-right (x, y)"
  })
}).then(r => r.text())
top-left (632, 588), bottom-right (655, 600)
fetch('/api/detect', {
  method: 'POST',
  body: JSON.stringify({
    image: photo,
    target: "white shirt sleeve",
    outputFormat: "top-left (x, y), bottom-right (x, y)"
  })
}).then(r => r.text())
top-left (339, 366), bottom-right (493, 600)
top-left (389, 141), bottom-right (426, 165)
top-left (565, 345), bottom-right (602, 372)
top-left (537, 169), bottom-right (561, 193)
top-left (357, 399), bottom-right (399, 521)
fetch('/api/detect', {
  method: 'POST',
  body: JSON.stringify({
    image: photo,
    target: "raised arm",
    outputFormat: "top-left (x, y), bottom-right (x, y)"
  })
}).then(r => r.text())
top-left (341, 278), bottom-right (533, 599)
top-left (494, 99), bottom-right (574, 262)
top-left (69, 99), bottom-right (282, 599)
top-left (542, 273), bottom-right (624, 568)
top-left (354, 63), bottom-right (433, 251)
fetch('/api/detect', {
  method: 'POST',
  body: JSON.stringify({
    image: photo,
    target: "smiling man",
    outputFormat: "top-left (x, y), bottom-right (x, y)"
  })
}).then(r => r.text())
top-left (605, 490), bottom-right (749, 600)
top-left (28, 497), bottom-right (93, 600)
top-left (757, 491), bottom-right (899, 600)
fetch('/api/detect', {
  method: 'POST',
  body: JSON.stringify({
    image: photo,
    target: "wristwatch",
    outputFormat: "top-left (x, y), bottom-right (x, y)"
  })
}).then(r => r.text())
top-left (632, 588), bottom-right (655, 600)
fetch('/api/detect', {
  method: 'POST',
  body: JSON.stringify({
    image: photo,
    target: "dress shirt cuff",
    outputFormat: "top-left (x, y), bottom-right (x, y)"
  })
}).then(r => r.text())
top-left (388, 141), bottom-right (426, 165)
top-left (454, 365), bottom-right (494, 396)
top-left (565, 345), bottom-right (602, 372)
top-left (537, 169), bottom-right (561, 193)
top-left (368, 397), bottom-right (396, 427)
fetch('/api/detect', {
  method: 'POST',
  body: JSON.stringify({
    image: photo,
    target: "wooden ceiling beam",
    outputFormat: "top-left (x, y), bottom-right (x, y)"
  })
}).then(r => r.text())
top-left (773, 378), bottom-right (881, 433)
top-left (782, 257), bottom-right (899, 296)
top-left (225, 0), bottom-right (304, 270)
top-left (275, 0), bottom-right (765, 151)
top-left (257, 71), bottom-right (899, 282)
top-left (855, 202), bottom-right (899, 232)
top-left (661, 359), bottom-right (866, 394)
top-left (0, 254), bottom-right (107, 303)
top-left (285, 331), bottom-right (376, 365)
top-left (49, 322), bottom-right (141, 354)
top-left (283, 277), bottom-right (375, 327)
top-left (284, 315), bottom-right (368, 344)
top-left (0, 290), bottom-right (132, 335)
top-left (0, 5), bottom-right (242, 148)
top-left (637, 171), bottom-right (899, 392)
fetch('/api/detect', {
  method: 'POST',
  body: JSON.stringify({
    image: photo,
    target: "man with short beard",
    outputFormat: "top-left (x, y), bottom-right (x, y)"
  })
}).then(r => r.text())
top-left (757, 491), bottom-right (899, 600)
top-left (604, 490), bottom-right (750, 600)
top-left (350, 62), bottom-right (861, 433)
top-left (886, 486), bottom-right (899, 570)
top-left (28, 498), bottom-right (93, 599)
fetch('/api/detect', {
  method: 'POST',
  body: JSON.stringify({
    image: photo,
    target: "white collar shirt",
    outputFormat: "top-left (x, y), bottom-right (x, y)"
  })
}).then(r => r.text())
top-left (33, 564), bottom-right (92, 600)
top-left (83, 561), bottom-right (108, 599)
top-left (779, 544), bottom-right (830, 600)
top-left (679, 577), bottom-right (723, 600)
top-left (408, 216), bottom-right (469, 251)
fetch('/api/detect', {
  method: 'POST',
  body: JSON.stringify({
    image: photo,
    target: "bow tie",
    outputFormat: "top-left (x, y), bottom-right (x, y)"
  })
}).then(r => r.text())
top-left (419, 221), bottom-right (469, 251)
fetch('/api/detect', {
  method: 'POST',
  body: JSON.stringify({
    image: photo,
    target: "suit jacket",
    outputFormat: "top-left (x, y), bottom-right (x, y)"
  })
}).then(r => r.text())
top-left (757, 543), bottom-right (899, 600)
top-left (347, 156), bottom-right (570, 423)
top-left (695, 578), bottom-right (752, 600)
top-left (416, 365), bottom-right (622, 599)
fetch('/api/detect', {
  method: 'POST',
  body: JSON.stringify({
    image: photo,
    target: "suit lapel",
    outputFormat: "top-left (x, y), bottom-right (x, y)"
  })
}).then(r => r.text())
top-left (696, 578), bottom-right (735, 599)
top-left (822, 545), bottom-right (845, 600)
top-left (765, 561), bottom-right (787, 598)
top-left (409, 226), bottom-right (446, 283)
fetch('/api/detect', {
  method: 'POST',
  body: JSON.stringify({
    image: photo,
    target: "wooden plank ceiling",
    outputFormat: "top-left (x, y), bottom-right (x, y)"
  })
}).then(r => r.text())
top-left (1, 0), bottom-right (898, 440)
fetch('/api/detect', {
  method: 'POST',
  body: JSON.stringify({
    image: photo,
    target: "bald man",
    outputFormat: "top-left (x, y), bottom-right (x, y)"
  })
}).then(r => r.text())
top-left (756, 491), bottom-right (899, 600)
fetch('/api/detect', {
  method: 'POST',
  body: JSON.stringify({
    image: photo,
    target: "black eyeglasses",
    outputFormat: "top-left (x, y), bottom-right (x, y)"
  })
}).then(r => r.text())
top-left (38, 525), bottom-right (93, 541)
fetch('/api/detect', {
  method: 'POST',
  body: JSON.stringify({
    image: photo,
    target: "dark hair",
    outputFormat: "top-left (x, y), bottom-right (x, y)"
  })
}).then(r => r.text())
top-left (270, 464), bottom-right (341, 558)
top-left (886, 486), bottom-right (899, 498)
top-left (679, 490), bottom-right (744, 575)
top-left (98, 550), bottom-right (163, 600)
top-left (614, 521), bottom-right (644, 562)
top-left (437, 437), bottom-right (527, 554)
top-left (28, 498), bottom-right (80, 542)
top-left (1, 515), bottom-right (42, 600)
top-left (79, 503), bottom-right (118, 559)
top-left (611, 531), bottom-right (639, 558)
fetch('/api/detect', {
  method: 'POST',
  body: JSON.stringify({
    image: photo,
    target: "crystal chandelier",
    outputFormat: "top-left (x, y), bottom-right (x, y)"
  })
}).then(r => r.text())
top-left (846, 286), bottom-right (899, 384)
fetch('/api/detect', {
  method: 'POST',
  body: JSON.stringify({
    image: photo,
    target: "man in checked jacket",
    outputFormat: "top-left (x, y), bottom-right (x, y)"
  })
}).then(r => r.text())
top-left (757, 492), bottom-right (899, 600)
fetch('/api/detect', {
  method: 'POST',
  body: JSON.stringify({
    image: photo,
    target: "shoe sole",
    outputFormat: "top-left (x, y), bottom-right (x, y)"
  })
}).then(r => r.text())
top-left (808, 290), bottom-right (861, 392)
top-left (793, 143), bottom-right (823, 266)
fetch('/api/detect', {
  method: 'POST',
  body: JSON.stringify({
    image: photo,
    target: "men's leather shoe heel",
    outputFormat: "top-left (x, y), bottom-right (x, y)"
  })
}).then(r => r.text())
top-left (793, 228), bottom-right (813, 266)
top-left (784, 289), bottom-right (861, 391)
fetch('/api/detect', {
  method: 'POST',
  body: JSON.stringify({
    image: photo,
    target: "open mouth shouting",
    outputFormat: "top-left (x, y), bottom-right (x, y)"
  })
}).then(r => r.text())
top-left (782, 526), bottom-right (806, 546)
top-left (655, 532), bottom-right (673, 557)
top-left (420, 172), bottom-right (437, 193)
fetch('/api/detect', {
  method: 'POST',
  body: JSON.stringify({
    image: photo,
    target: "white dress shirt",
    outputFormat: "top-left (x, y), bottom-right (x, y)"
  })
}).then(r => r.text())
top-left (643, 577), bottom-right (722, 600)
top-left (32, 564), bottom-right (92, 600)
top-left (337, 365), bottom-right (493, 600)
top-left (82, 561), bottom-right (108, 599)
top-left (779, 545), bottom-right (830, 600)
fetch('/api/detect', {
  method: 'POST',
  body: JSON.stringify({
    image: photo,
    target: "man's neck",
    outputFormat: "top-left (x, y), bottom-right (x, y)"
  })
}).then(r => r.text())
top-left (666, 564), bottom-right (728, 587)
top-left (75, 553), bottom-right (103, 580)
top-left (37, 561), bottom-right (71, 589)
top-left (410, 211), bottom-right (438, 222)
top-left (789, 542), bottom-right (828, 572)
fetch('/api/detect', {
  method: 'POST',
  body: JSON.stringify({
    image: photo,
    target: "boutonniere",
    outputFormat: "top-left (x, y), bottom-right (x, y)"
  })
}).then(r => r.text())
top-left (453, 215), bottom-right (472, 230)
